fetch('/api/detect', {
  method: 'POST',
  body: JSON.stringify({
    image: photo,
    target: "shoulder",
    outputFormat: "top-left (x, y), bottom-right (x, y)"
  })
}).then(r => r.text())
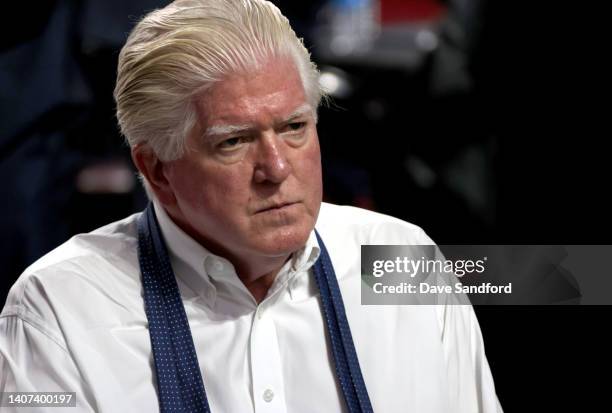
top-left (1, 213), bottom-right (143, 333)
top-left (315, 203), bottom-right (450, 331)
top-left (316, 202), bottom-right (435, 246)
top-left (24, 212), bottom-right (140, 276)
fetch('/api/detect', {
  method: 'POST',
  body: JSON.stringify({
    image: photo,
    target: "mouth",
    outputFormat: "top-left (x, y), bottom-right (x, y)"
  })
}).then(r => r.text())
top-left (255, 201), bottom-right (299, 214)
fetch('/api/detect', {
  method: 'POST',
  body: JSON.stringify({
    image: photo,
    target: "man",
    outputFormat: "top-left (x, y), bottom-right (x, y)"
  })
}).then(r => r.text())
top-left (0, 1), bottom-right (502, 412)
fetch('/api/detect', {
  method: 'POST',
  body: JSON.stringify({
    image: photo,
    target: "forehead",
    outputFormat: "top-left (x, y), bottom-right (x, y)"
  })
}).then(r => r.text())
top-left (193, 58), bottom-right (309, 128)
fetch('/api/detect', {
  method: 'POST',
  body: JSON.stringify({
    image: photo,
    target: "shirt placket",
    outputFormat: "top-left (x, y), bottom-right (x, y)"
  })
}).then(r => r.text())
top-left (249, 303), bottom-right (288, 413)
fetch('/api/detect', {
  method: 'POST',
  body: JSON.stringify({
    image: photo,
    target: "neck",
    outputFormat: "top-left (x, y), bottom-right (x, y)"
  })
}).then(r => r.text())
top-left (162, 204), bottom-right (292, 304)
top-left (231, 254), bottom-right (291, 304)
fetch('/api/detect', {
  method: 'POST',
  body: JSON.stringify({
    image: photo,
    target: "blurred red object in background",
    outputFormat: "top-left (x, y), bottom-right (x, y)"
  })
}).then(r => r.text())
top-left (379, 0), bottom-right (446, 24)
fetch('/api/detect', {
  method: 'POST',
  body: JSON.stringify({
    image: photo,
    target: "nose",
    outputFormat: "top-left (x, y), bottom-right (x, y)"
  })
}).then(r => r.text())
top-left (253, 133), bottom-right (292, 184)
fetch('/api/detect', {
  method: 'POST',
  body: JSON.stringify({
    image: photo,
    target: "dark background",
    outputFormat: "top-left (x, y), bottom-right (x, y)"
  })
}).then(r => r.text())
top-left (1, 0), bottom-right (609, 411)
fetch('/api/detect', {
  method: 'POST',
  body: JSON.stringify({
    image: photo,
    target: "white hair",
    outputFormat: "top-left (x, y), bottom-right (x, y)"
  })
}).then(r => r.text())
top-left (114, 0), bottom-right (324, 162)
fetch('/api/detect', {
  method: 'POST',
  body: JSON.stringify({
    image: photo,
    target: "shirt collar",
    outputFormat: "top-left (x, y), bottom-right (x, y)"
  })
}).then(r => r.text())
top-left (153, 201), bottom-right (220, 306)
top-left (152, 201), bottom-right (321, 306)
top-left (277, 230), bottom-right (320, 300)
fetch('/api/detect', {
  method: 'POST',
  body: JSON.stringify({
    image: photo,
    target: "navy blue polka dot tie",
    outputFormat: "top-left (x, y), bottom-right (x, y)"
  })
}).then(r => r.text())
top-left (137, 203), bottom-right (373, 412)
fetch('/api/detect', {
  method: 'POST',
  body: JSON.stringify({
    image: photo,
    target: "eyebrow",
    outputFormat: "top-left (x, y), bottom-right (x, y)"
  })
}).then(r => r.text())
top-left (284, 103), bottom-right (313, 122)
top-left (204, 123), bottom-right (252, 138)
top-left (203, 103), bottom-right (313, 139)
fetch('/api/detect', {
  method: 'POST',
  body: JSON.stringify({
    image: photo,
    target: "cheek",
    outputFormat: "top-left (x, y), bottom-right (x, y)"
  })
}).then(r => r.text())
top-left (193, 166), bottom-right (252, 210)
top-left (297, 142), bottom-right (323, 202)
top-left (166, 162), bottom-right (220, 206)
top-left (305, 141), bottom-right (322, 181)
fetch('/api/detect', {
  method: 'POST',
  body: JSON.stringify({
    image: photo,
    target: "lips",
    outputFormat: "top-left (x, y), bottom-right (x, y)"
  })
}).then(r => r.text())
top-left (255, 201), bottom-right (298, 214)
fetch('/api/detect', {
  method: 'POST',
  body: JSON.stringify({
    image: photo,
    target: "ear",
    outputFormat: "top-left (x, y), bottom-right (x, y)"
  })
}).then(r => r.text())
top-left (131, 143), bottom-right (177, 206)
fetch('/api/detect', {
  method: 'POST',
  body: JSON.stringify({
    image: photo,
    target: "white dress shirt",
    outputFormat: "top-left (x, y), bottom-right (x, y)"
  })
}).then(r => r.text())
top-left (0, 202), bottom-right (502, 412)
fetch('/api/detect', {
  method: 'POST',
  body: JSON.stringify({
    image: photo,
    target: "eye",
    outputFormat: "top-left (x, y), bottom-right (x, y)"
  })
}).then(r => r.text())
top-left (286, 122), bottom-right (306, 132)
top-left (218, 136), bottom-right (245, 150)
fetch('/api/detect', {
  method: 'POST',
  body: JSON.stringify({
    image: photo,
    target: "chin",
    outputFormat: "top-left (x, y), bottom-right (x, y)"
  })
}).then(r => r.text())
top-left (256, 225), bottom-right (312, 257)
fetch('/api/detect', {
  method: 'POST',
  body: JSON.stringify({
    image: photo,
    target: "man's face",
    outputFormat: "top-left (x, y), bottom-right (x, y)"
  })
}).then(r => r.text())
top-left (161, 57), bottom-right (322, 266)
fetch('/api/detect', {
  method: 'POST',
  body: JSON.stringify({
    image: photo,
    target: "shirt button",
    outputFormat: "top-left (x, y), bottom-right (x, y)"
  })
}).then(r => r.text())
top-left (262, 389), bottom-right (274, 403)
top-left (213, 260), bottom-right (224, 271)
